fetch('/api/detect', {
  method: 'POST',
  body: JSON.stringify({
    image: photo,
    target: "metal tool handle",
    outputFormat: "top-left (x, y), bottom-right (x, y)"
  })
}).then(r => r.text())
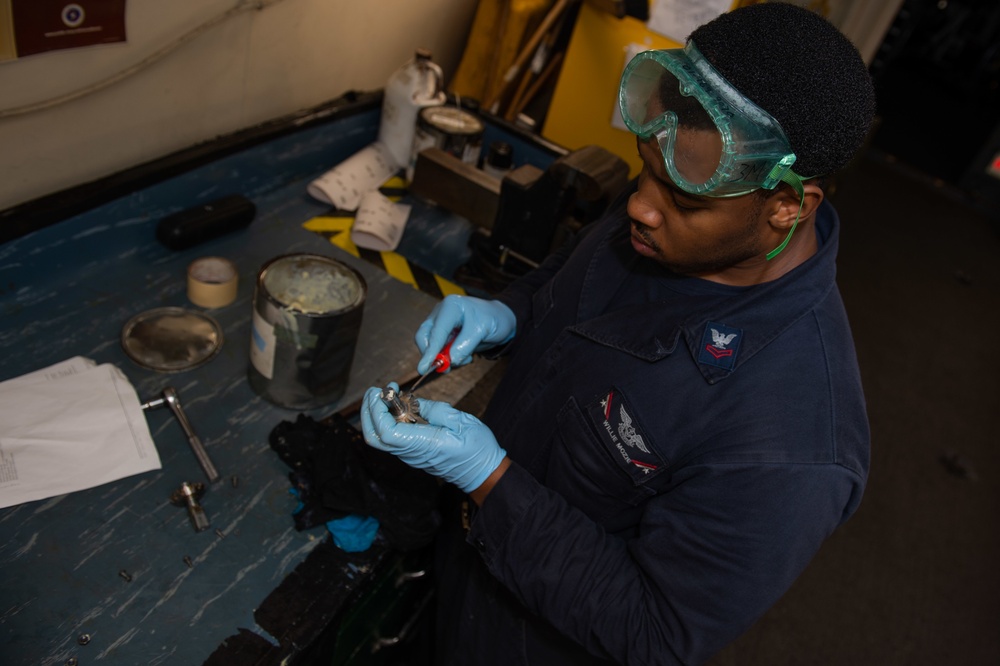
top-left (184, 434), bottom-right (220, 484)
top-left (162, 387), bottom-right (221, 483)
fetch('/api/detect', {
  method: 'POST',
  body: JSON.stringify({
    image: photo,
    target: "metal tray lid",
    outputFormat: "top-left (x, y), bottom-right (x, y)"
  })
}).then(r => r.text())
top-left (121, 307), bottom-right (224, 372)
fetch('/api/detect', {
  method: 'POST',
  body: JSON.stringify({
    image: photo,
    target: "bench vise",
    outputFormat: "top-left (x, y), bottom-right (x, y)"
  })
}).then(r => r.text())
top-left (409, 144), bottom-right (630, 291)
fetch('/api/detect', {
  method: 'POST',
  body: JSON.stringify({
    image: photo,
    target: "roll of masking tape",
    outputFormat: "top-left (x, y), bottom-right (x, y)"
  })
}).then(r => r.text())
top-left (187, 257), bottom-right (238, 308)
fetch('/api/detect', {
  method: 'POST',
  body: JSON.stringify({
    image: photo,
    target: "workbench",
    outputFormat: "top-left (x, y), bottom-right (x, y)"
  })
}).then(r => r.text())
top-left (0, 93), bottom-right (557, 665)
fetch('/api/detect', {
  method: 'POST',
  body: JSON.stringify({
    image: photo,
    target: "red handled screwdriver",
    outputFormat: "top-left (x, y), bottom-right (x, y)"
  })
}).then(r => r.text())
top-left (409, 328), bottom-right (459, 393)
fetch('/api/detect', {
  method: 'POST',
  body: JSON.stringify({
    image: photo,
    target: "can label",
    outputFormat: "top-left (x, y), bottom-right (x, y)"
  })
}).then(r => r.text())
top-left (274, 325), bottom-right (318, 349)
top-left (249, 309), bottom-right (276, 380)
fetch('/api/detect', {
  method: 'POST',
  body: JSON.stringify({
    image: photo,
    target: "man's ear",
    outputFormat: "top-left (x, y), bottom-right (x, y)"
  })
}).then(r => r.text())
top-left (768, 182), bottom-right (824, 231)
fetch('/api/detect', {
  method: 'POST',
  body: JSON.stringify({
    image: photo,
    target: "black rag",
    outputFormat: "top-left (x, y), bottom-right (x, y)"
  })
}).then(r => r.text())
top-left (268, 413), bottom-right (441, 551)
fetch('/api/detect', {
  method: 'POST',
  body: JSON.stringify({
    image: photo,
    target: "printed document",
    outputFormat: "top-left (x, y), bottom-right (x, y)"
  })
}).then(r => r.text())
top-left (0, 357), bottom-right (161, 509)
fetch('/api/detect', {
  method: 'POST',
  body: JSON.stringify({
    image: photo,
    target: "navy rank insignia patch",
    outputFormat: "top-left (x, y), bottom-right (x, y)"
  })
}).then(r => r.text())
top-left (587, 388), bottom-right (666, 485)
top-left (698, 321), bottom-right (742, 371)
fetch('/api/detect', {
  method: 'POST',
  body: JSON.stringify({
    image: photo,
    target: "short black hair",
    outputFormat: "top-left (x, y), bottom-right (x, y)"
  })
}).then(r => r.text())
top-left (690, 2), bottom-right (876, 178)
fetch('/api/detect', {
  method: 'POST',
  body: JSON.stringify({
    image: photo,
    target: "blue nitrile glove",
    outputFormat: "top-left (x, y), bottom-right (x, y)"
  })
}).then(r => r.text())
top-left (326, 514), bottom-right (380, 553)
top-left (414, 295), bottom-right (516, 375)
top-left (360, 385), bottom-right (507, 494)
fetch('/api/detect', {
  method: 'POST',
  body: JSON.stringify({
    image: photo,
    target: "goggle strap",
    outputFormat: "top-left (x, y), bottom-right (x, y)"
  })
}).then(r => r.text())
top-left (765, 172), bottom-right (806, 261)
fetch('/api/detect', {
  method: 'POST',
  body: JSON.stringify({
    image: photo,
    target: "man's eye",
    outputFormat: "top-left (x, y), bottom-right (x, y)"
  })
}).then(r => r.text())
top-left (672, 195), bottom-right (700, 212)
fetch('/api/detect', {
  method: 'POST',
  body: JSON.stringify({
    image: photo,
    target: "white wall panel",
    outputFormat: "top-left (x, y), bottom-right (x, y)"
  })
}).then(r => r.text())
top-left (0, 0), bottom-right (476, 211)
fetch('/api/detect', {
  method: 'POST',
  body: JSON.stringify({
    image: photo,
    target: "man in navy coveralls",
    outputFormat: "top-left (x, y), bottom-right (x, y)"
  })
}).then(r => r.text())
top-left (361, 3), bottom-right (876, 664)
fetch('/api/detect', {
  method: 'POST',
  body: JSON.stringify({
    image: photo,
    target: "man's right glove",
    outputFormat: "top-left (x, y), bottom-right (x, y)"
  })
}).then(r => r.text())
top-left (414, 295), bottom-right (516, 375)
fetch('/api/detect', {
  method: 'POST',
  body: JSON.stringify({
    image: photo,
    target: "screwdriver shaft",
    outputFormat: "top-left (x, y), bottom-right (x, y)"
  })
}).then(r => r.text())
top-left (408, 359), bottom-right (443, 394)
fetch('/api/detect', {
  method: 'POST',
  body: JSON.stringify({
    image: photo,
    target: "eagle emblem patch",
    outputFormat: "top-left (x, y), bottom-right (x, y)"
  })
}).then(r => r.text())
top-left (698, 321), bottom-right (742, 370)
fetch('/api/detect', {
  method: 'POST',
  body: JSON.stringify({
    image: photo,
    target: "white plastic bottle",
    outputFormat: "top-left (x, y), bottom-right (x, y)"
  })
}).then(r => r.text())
top-left (378, 48), bottom-right (446, 170)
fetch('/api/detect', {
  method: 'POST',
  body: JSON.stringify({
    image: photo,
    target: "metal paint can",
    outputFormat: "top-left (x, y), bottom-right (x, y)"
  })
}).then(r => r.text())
top-left (248, 253), bottom-right (366, 409)
top-left (410, 105), bottom-right (484, 177)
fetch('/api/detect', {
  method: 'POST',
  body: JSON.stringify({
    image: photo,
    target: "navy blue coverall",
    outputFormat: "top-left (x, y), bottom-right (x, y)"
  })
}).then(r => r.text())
top-left (433, 191), bottom-right (870, 665)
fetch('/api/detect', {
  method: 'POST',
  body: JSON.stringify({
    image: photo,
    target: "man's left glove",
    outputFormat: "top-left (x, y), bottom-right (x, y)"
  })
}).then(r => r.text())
top-left (360, 384), bottom-right (507, 494)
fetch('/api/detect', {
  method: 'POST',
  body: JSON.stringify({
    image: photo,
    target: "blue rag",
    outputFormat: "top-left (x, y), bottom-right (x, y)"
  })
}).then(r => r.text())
top-left (326, 514), bottom-right (380, 552)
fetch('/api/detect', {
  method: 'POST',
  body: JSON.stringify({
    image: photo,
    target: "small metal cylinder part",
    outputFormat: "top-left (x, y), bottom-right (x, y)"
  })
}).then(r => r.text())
top-left (381, 387), bottom-right (407, 419)
top-left (118, 569), bottom-right (133, 582)
top-left (379, 386), bottom-right (427, 424)
top-left (171, 482), bottom-right (210, 532)
top-left (183, 555), bottom-right (194, 569)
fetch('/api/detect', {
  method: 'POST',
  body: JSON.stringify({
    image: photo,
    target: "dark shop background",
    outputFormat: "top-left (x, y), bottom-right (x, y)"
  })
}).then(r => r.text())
top-left (710, 0), bottom-right (1000, 663)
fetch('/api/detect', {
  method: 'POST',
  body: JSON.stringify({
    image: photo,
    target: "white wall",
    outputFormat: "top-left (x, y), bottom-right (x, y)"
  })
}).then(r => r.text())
top-left (0, 0), bottom-right (477, 212)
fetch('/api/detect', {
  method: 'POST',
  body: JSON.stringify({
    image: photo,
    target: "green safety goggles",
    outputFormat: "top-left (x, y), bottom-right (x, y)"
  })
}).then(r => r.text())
top-left (619, 42), bottom-right (808, 259)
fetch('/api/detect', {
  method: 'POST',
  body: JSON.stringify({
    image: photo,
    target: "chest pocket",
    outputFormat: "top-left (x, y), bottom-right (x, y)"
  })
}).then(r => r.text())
top-left (548, 392), bottom-right (671, 529)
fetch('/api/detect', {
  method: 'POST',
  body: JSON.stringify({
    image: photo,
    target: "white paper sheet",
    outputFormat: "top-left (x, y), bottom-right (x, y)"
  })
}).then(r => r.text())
top-left (7, 354), bottom-right (96, 384)
top-left (647, 0), bottom-right (731, 43)
top-left (0, 358), bottom-right (161, 509)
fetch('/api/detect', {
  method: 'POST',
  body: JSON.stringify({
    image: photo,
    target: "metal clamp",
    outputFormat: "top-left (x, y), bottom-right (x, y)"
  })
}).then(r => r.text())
top-left (370, 590), bottom-right (432, 654)
top-left (395, 569), bottom-right (427, 588)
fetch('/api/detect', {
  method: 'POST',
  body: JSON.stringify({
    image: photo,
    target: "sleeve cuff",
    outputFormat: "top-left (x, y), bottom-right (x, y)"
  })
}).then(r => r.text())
top-left (465, 462), bottom-right (540, 565)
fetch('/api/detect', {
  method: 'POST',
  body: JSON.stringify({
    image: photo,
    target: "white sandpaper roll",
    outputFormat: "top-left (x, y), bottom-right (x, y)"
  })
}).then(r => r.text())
top-left (307, 142), bottom-right (399, 211)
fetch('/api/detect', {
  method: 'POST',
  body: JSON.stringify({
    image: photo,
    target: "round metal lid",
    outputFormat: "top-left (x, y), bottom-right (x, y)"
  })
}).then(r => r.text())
top-left (121, 307), bottom-right (224, 373)
top-left (419, 105), bottom-right (484, 135)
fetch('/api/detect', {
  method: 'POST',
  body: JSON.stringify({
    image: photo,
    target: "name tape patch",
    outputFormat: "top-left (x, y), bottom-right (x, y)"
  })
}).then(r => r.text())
top-left (587, 388), bottom-right (666, 485)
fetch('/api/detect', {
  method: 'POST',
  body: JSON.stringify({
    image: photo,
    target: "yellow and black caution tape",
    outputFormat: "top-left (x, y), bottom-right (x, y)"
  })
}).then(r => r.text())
top-left (303, 178), bottom-right (465, 300)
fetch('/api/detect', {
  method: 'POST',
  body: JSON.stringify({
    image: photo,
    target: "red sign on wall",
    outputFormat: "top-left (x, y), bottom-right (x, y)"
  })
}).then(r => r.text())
top-left (11, 0), bottom-right (126, 58)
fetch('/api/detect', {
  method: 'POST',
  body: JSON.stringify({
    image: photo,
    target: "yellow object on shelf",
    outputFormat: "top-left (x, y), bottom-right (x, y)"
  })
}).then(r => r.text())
top-left (543, 1), bottom-right (747, 177)
top-left (450, 0), bottom-right (555, 108)
top-left (542, 3), bottom-right (680, 177)
top-left (0, 1), bottom-right (15, 62)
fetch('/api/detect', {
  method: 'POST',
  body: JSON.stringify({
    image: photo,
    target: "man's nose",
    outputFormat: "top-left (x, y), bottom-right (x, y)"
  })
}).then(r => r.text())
top-left (627, 189), bottom-right (663, 229)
